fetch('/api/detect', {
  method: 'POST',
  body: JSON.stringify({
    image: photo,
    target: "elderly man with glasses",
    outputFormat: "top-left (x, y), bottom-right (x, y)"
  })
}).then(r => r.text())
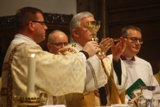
top-left (54, 11), bottom-right (127, 107)
top-left (47, 30), bottom-right (69, 54)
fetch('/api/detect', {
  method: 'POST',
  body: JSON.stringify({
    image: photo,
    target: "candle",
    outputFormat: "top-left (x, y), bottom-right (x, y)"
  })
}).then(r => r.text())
top-left (27, 54), bottom-right (36, 97)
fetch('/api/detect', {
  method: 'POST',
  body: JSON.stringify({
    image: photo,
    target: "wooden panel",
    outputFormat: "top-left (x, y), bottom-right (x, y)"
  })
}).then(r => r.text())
top-left (106, 0), bottom-right (160, 74)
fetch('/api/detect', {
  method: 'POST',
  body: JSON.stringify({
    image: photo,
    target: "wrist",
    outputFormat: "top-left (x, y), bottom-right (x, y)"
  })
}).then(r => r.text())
top-left (113, 56), bottom-right (120, 62)
top-left (80, 50), bottom-right (89, 59)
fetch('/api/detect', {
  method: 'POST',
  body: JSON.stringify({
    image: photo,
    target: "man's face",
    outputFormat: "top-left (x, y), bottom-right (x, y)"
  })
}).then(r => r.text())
top-left (123, 29), bottom-right (143, 57)
top-left (74, 16), bottom-right (95, 46)
top-left (32, 12), bottom-right (48, 43)
top-left (47, 32), bottom-right (68, 54)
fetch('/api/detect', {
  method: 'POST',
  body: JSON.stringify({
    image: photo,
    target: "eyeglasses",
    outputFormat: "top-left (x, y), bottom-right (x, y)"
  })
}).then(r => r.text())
top-left (126, 37), bottom-right (143, 44)
top-left (49, 42), bottom-right (68, 48)
top-left (31, 20), bottom-right (46, 25)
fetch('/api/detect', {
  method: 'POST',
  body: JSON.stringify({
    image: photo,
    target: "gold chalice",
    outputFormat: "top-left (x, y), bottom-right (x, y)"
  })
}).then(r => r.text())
top-left (86, 21), bottom-right (100, 42)
top-left (86, 21), bottom-right (103, 55)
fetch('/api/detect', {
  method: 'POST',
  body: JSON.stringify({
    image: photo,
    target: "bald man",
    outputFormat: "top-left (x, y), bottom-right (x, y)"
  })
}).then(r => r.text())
top-left (47, 30), bottom-right (69, 104)
top-left (47, 30), bottom-right (68, 54)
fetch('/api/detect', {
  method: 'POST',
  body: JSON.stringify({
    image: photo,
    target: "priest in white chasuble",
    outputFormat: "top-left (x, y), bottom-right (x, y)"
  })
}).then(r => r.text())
top-left (54, 11), bottom-right (127, 107)
top-left (0, 7), bottom-right (100, 107)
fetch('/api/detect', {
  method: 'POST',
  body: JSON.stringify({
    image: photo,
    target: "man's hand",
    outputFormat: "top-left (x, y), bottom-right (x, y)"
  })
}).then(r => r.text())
top-left (58, 47), bottom-right (77, 55)
top-left (99, 37), bottom-right (113, 54)
top-left (111, 37), bottom-right (127, 61)
top-left (82, 41), bottom-right (100, 57)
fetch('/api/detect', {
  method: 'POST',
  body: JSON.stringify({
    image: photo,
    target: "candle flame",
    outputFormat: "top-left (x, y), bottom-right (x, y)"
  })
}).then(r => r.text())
top-left (31, 54), bottom-right (35, 58)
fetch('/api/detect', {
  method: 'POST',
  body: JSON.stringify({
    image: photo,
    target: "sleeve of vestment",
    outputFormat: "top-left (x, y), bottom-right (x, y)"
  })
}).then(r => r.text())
top-left (84, 55), bottom-right (108, 92)
top-left (11, 43), bottom-right (87, 96)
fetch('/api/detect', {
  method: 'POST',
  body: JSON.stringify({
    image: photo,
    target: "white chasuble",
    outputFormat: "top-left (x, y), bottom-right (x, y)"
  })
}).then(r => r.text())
top-left (56, 42), bottom-right (109, 107)
top-left (1, 34), bottom-right (86, 107)
top-left (69, 42), bottom-right (108, 92)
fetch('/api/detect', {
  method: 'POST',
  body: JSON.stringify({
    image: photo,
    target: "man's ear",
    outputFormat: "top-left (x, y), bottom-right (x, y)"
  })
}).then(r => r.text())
top-left (72, 29), bottom-right (79, 38)
top-left (47, 43), bottom-right (51, 50)
top-left (28, 21), bottom-right (35, 31)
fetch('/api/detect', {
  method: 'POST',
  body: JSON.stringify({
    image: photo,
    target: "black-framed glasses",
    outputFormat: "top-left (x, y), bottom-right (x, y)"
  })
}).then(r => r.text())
top-left (49, 42), bottom-right (68, 48)
top-left (126, 37), bottom-right (143, 44)
top-left (31, 20), bottom-right (46, 25)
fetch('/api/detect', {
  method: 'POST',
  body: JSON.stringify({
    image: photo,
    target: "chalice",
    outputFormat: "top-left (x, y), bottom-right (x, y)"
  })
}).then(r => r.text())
top-left (140, 86), bottom-right (156, 107)
top-left (86, 20), bottom-right (100, 42)
top-left (86, 21), bottom-right (102, 55)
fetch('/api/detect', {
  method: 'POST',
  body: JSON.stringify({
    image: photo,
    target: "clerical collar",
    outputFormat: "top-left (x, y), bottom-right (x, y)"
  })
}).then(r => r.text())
top-left (120, 55), bottom-right (135, 61)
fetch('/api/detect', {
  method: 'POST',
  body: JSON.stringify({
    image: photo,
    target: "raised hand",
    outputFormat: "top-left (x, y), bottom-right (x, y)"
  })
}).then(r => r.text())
top-left (99, 37), bottom-right (114, 54)
top-left (111, 37), bottom-right (127, 61)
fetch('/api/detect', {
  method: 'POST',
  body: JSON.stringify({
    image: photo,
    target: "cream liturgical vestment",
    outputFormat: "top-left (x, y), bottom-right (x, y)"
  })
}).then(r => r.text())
top-left (0, 34), bottom-right (87, 107)
top-left (56, 42), bottom-right (109, 107)
top-left (69, 42), bottom-right (108, 93)
top-left (102, 56), bottom-right (127, 105)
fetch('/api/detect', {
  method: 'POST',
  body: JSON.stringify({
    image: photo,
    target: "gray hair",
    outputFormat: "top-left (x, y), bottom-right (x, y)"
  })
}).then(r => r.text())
top-left (69, 11), bottom-right (94, 37)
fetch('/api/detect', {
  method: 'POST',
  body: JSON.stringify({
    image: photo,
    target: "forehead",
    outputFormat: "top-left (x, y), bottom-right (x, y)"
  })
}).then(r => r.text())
top-left (128, 29), bottom-right (142, 37)
top-left (80, 16), bottom-right (95, 26)
top-left (36, 12), bottom-right (44, 20)
top-left (52, 32), bottom-right (68, 41)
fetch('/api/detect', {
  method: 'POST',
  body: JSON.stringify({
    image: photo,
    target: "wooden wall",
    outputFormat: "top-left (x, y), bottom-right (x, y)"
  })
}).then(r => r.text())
top-left (77, 0), bottom-right (160, 74)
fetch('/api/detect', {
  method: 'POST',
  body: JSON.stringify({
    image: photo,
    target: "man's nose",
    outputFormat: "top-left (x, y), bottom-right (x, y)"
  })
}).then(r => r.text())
top-left (61, 44), bottom-right (65, 47)
top-left (44, 25), bottom-right (48, 30)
